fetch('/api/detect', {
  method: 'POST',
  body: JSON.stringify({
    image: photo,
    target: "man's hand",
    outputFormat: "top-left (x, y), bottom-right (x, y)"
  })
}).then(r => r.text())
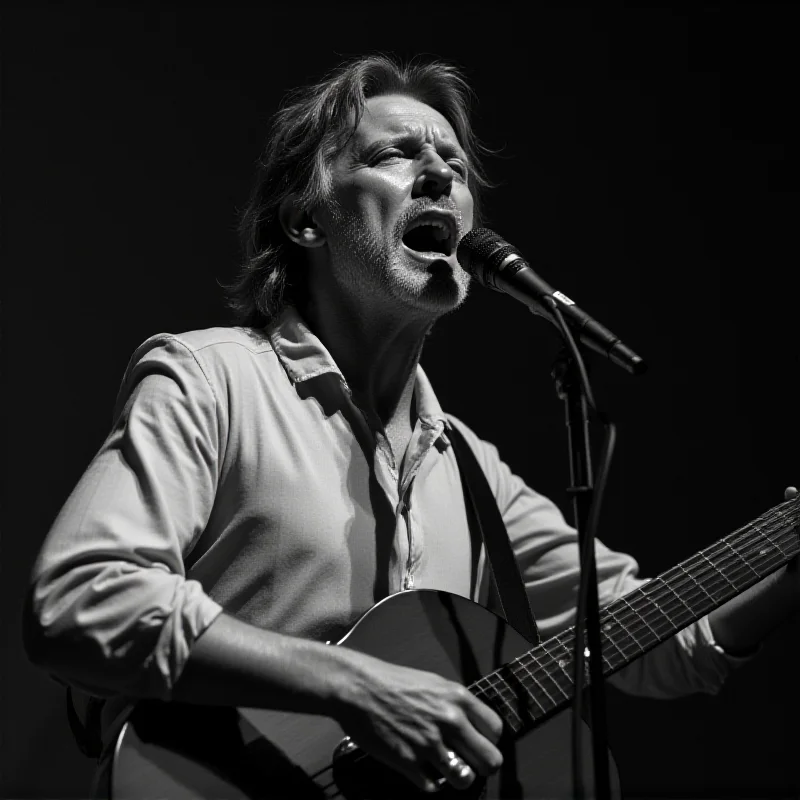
top-left (331, 650), bottom-right (504, 793)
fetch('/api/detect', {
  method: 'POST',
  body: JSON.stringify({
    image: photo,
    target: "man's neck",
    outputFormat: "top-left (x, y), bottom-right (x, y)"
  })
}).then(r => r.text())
top-left (297, 294), bottom-right (431, 434)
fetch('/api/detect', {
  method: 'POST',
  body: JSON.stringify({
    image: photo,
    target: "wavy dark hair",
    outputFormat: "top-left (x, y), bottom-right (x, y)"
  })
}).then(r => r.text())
top-left (222, 53), bottom-right (496, 328)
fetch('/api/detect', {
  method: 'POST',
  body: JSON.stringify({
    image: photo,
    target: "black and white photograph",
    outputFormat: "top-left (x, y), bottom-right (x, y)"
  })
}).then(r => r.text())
top-left (3, 5), bottom-right (799, 799)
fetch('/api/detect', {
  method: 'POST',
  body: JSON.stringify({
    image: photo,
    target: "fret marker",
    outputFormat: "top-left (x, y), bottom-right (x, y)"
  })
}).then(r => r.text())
top-left (584, 647), bottom-right (591, 659)
top-left (558, 659), bottom-right (566, 669)
top-left (759, 548), bottom-right (770, 556)
top-left (603, 622), bottom-right (612, 631)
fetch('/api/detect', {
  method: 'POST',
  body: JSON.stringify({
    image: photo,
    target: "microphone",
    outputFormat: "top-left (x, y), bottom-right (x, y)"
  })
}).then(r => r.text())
top-left (457, 227), bottom-right (646, 375)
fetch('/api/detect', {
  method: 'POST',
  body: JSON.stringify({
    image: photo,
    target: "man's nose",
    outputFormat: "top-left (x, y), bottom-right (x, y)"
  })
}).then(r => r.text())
top-left (412, 152), bottom-right (454, 199)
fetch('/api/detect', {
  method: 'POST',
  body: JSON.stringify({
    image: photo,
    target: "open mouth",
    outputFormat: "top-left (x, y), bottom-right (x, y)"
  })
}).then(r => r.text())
top-left (401, 215), bottom-right (455, 258)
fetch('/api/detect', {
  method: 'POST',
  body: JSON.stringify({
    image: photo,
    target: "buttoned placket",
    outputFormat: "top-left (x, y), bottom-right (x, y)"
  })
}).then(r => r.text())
top-left (333, 375), bottom-right (448, 594)
top-left (396, 419), bottom-right (446, 591)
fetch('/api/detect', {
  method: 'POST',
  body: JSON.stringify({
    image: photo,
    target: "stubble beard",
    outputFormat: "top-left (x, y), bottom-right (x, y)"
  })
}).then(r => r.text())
top-left (325, 208), bottom-right (471, 320)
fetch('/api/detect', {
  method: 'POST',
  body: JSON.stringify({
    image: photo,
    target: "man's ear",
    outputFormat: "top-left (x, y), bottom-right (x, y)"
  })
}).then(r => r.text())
top-left (278, 195), bottom-right (326, 249)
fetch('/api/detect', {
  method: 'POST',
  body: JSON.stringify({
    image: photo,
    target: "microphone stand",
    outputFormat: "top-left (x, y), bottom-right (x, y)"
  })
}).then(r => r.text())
top-left (552, 348), bottom-right (612, 800)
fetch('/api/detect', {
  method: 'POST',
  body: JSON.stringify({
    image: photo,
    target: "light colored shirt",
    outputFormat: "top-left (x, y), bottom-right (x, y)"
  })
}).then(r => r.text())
top-left (25, 307), bottom-right (746, 745)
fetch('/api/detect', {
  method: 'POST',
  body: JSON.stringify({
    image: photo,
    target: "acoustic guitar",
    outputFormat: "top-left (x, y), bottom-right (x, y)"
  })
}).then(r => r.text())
top-left (110, 494), bottom-right (800, 799)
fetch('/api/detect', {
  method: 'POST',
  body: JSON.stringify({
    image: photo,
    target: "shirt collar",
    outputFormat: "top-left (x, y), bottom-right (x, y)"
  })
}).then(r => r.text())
top-left (267, 305), bottom-right (341, 384)
top-left (266, 305), bottom-right (449, 430)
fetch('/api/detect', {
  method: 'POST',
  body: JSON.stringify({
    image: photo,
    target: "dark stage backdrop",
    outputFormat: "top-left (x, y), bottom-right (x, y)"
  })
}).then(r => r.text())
top-left (3, 4), bottom-right (799, 798)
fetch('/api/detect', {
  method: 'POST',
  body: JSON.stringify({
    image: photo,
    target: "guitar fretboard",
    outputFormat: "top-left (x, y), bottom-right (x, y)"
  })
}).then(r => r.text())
top-left (470, 494), bottom-right (800, 735)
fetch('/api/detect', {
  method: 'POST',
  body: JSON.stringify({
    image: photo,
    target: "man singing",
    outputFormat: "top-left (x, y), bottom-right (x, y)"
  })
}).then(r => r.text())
top-left (24, 54), bottom-right (799, 797)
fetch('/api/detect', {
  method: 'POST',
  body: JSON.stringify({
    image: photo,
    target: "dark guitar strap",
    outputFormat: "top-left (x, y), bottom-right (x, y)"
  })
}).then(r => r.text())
top-left (66, 686), bottom-right (103, 759)
top-left (447, 423), bottom-right (541, 646)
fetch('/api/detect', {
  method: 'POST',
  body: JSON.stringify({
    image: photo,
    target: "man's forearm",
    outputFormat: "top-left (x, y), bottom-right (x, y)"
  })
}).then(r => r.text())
top-left (172, 612), bottom-right (361, 716)
top-left (708, 564), bottom-right (799, 655)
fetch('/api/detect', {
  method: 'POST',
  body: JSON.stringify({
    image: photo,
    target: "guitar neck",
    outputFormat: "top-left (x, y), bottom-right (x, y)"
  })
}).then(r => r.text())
top-left (471, 494), bottom-right (800, 735)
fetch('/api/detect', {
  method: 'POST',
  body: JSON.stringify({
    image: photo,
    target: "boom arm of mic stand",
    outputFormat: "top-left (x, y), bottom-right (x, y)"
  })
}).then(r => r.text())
top-left (551, 348), bottom-right (612, 800)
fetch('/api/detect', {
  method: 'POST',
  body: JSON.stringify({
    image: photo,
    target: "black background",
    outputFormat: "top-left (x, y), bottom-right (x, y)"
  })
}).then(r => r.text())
top-left (3, 4), bottom-right (799, 798)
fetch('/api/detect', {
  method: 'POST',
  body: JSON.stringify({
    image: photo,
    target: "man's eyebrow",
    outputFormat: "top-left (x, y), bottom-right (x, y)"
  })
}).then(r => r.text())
top-left (358, 133), bottom-right (468, 160)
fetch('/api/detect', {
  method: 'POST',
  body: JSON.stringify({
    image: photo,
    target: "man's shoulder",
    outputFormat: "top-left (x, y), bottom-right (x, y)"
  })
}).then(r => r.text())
top-left (160, 326), bottom-right (274, 357)
top-left (130, 326), bottom-right (275, 363)
top-left (125, 326), bottom-right (281, 383)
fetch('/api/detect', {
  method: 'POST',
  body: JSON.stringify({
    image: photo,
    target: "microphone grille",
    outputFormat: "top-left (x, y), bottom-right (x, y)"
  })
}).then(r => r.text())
top-left (457, 227), bottom-right (521, 287)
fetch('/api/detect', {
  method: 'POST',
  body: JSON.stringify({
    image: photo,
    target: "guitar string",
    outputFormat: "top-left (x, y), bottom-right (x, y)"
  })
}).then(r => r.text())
top-left (475, 519), bottom-right (798, 726)
top-left (577, 516), bottom-right (793, 660)
top-left (472, 539), bottom-right (793, 731)
top-left (474, 514), bottom-right (798, 723)
top-left (513, 502), bottom-right (799, 675)
top-left (466, 529), bottom-right (787, 724)
top-left (500, 530), bottom-right (781, 673)
top-left (573, 510), bottom-right (798, 661)
top-left (468, 504), bottom-right (799, 726)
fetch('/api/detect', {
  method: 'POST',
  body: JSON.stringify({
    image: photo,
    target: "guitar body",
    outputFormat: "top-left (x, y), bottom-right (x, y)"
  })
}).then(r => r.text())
top-left (111, 589), bottom-right (620, 799)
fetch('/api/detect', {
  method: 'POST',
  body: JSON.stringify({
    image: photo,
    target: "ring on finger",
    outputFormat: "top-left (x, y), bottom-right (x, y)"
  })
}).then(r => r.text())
top-left (436, 751), bottom-right (474, 784)
top-left (434, 766), bottom-right (472, 788)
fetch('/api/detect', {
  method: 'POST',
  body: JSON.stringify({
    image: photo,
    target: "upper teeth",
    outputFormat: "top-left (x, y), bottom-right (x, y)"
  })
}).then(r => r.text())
top-left (406, 218), bottom-right (452, 241)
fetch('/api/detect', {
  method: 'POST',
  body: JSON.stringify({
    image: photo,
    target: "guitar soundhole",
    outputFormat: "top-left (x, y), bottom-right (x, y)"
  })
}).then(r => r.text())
top-left (331, 738), bottom-right (487, 800)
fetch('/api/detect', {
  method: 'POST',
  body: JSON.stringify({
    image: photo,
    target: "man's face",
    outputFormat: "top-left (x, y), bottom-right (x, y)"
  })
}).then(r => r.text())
top-left (312, 93), bottom-right (475, 319)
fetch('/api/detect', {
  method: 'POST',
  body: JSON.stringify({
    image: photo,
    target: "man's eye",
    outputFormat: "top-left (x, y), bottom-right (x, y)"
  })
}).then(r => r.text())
top-left (448, 160), bottom-right (468, 178)
top-left (374, 149), bottom-right (404, 163)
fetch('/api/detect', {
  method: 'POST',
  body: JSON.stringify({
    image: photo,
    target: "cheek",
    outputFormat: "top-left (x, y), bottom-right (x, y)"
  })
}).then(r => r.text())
top-left (456, 185), bottom-right (475, 230)
top-left (335, 172), bottom-right (410, 223)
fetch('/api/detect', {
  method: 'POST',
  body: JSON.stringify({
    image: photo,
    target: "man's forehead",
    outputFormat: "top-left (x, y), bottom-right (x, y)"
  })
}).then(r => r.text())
top-left (353, 94), bottom-right (462, 147)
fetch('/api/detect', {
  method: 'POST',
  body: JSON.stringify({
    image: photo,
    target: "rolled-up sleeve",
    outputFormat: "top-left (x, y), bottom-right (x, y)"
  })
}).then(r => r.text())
top-left (23, 335), bottom-right (224, 699)
top-left (448, 416), bottom-right (750, 698)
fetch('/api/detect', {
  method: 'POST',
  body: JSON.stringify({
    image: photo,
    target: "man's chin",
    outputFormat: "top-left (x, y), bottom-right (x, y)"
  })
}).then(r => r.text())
top-left (384, 251), bottom-right (470, 315)
top-left (409, 269), bottom-right (470, 315)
